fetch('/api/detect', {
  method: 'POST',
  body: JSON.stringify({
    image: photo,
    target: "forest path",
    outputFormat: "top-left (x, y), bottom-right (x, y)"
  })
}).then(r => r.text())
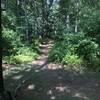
top-left (31, 40), bottom-right (62, 70)
top-left (15, 40), bottom-right (100, 100)
top-left (3, 40), bottom-right (100, 100)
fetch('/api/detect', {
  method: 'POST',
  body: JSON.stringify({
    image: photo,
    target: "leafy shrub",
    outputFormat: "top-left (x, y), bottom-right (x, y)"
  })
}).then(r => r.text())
top-left (2, 11), bottom-right (16, 29)
top-left (76, 39), bottom-right (100, 70)
top-left (95, 33), bottom-right (100, 45)
top-left (49, 32), bottom-right (100, 71)
top-left (91, 57), bottom-right (100, 71)
top-left (4, 55), bottom-right (33, 64)
top-left (2, 28), bottom-right (16, 40)
top-left (3, 51), bottom-right (38, 64)
top-left (62, 54), bottom-right (83, 66)
top-left (2, 39), bottom-right (39, 64)
top-left (76, 39), bottom-right (99, 60)
top-left (16, 46), bottom-right (38, 57)
top-left (30, 38), bottom-right (40, 52)
top-left (2, 28), bottom-right (18, 56)
top-left (2, 27), bottom-right (39, 64)
top-left (8, 46), bottom-right (39, 64)
top-left (12, 53), bottom-right (37, 64)
top-left (48, 33), bottom-right (86, 63)
top-left (64, 32), bottom-right (85, 45)
top-left (48, 41), bottom-right (68, 62)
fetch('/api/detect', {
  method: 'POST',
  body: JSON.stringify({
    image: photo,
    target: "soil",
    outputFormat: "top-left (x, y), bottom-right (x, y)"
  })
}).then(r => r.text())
top-left (3, 40), bottom-right (100, 100)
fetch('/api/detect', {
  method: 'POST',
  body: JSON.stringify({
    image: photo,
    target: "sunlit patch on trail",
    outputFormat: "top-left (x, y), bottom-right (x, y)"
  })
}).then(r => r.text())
top-left (73, 93), bottom-right (89, 100)
top-left (55, 83), bottom-right (66, 92)
top-left (50, 96), bottom-right (56, 100)
top-left (27, 84), bottom-right (35, 90)
top-left (47, 90), bottom-right (53, 95)
top-left (12, 75), bottom-right (23, 80)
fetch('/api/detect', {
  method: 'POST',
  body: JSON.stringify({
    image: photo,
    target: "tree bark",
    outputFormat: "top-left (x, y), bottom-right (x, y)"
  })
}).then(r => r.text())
top-left (75, 17), bottom-right (78, 33)
top-left (0, 65), bottom-right (4, 93)
top-left (0, 26), bottom-right (4, 94)
top-left (24, 0), bottom-right (29, 42)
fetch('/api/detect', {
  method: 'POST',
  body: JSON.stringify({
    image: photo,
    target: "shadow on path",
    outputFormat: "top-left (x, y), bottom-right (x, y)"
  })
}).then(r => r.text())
top-left (3, 41), bottom-right (100, 100)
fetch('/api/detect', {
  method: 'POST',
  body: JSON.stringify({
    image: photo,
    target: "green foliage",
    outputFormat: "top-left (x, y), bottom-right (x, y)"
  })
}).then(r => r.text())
top-left (16, 46), bottom-right (38, 57)
top-left (2, 28), bottom-right (17, 56)
top-left (48, 41), bottom-right (68, 62)
top-left (64, 32), bottom-right (85, 45)
top-left (48, 33), bottom-right (84, 62)
top-left (49, 33), bottom-right (100, 71)
top-left (2, 11), bottom-right (16, 29)
top-left (3, 54), bottom-right (37, 64)
top-left (80, 8), bottom-right (100, 34)
top-left (76, 39), bottom-right (99, 60)
top-left (12, 55), bottom-right (34, 63)
top-left (2, 0), bottom-right (100, 72)
top-left (62, 53), bottom-right (83, 69)
top-left (95, 33), bottom-right (100, 45)
top-left (2, 27), bottom-right (39, 64)
top-left (3, 46), bottom-right (38, 64)
top-left (90, 56), bottom-right (100, 70)
top-left (76, 39), bottom-right (100, 70)
top-left (2, 28), bottom-right (18, 42)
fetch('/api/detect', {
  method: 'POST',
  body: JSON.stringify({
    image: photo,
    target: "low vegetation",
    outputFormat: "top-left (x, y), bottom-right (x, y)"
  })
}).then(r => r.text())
top-left (48, 33), bottom-right (100, 71)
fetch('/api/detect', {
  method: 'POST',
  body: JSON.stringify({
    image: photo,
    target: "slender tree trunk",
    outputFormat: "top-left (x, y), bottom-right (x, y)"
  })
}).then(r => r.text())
top-left (24, 0), bottom-right (29, 42)
top-left (66, 14), bottom-right (70, 30)
top-left (75, 17), bottom-right (78, 33)
top-left (74, 0), bottom-right (79, 33)
top-left (0, 18), bottom-right (4, 94)
top-left (41, 0), bottom-right (45, 38)
top-left (0, 60), bottom-right (4, 94)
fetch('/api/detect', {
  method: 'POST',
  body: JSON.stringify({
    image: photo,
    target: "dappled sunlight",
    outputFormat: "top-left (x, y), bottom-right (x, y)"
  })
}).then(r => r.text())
top-left (34, 69), bottom-right (40, 73)
top-left (13, 68), bottom-right (100, 100)
top-left (55, 83), bottom-right (66, 92)
top-left (50, 96), bottom-right (56, 100)
top-left (32, 60), bottom-right (46, 65)
top-left (12, 75), bottom-right (23, 80)
top-left (41, 64), bottom-right (62, 70)
top-left (3, 40), bottom-right (100, 100)
top-left (73, 93), bottom-right (89, 100)
top-left (4, 63), bottom-right (100, 100)
top-left (47, 90), bottom-right (53, 95)
top-left (25, 68), bottom-right (31, 72)
top-left (27, 84), bottom-right (35, 90)
top-left (2, 0), bottom-right (100, 100)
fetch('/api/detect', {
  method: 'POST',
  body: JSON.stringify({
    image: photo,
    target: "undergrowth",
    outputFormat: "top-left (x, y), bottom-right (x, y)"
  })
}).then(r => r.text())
top-left (48, 33), bottom-right (100, 71)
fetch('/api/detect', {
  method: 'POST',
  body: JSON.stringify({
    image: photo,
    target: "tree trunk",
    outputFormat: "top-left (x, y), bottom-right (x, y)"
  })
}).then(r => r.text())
top-left (74, 1), bottom-right (79, 33)
top-left (0, 64), bottom-right (4, 93)
top-left (0, 27), bottom-right (4, 94)
top-left (24, 0), bottom-right (29, 42)
top-left (75, 17), bottom-right (78, 33)
top-left (66, 14), bottom-right (70, 30)
top-left (0, 34), bottom-right (4, 99)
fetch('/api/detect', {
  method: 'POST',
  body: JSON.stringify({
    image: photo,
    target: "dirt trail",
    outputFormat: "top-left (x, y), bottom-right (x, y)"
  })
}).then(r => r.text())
top-left (32, 41), bottom-right (51, 66)
top-left (3, 41), bottom-right (100, 100)
top-left (32, 40), bottom-right (61, 70)
top-left (15, 41), bottom-right (100, 100)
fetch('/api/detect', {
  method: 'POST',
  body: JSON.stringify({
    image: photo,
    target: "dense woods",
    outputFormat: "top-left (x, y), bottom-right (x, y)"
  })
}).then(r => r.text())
top-left (0, 0), bottom-right (100, 100)
top-left (1, 0), bottom-right (100, 70)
